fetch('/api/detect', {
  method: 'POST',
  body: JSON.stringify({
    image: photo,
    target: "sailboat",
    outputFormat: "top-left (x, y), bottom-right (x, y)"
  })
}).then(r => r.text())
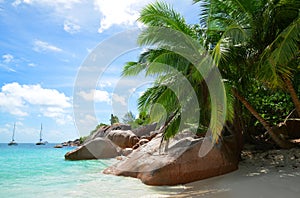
top-left (8, 123), bottom-right (18, 146)
top-left (36, 123), bottom-right (47, 145)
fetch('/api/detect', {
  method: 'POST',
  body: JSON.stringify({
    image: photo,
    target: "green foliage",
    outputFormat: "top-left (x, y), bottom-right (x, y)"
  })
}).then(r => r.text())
top-left (79, 136), bottom-right (88, 144)
top-left (258, 17), bottom-right (300, 88)
top-left (122, 111), bottom-right (135, 124)
top-left (122, 111), bottom-right (150, 129)
top-left (121, 1), bottom-right (236, 142)
top-left (246, 84), bottom-right (295, 127)
top-left (194, 0), bottom-right (300, 139)
top-left (89, 123), bottom-right (108, 136)
top-left (138, 1), bottom-right (194, 35)
top-left (110, 114), bottom-right (119, 125)
top-left (121, 0), bottom-right (299, 146)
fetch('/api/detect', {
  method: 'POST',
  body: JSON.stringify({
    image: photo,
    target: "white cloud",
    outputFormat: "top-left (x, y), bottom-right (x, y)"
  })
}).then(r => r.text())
top-left (12, 0), bottom-right (21, 7)
top-left (28, 63), bottom-right (36, 67)
top-left (0, 92), bottom-right (27, 116)
top-left (2, 83), bottom-right (71, 108)
top-left (98, 81), bottom-right (112, 88)
top-left (33, 40), bottom-right (62, 53)
top-left (78, 89), bottom-right (111, 103)
top-left (12, 0), bottom-right (81, 9)
top-left (64, 20), bottom-right (81, 34)
top-left (10, 0), bottom-right (197, 37)
top-left (79, 114), bottom-right (97, 124)
top-left (0, 82), bottom-right (72, 124)
top-left (112, 93), bottom-right (127, 106)
top-left (2, 54), bottom-right (14, 63)
top-left (12, 0), bottom-right (153, 33)
top-left (42, 107), bottom-right (72, 125)
top-left (138, 91), bottom-right (145, 97)
top-left (93, 0), bottom-right (151, 33)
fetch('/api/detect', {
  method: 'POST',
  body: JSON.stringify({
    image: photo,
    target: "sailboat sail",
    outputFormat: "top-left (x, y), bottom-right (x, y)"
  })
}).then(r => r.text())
top-left (36, 123), bottom-right (46, 145)
top-left (12, 123), bottom-right (15, 141)
top-left (8, 123), bottom-right (18, 146)
top-left (39, 124), bottom-right (42, 142)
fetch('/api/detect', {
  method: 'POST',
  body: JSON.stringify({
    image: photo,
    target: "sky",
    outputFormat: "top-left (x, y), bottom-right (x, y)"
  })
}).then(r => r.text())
top-left (0, 0), bottom-right (199, 143)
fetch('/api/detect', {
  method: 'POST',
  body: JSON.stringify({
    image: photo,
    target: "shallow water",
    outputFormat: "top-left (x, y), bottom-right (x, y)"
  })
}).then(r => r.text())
top-left (0, 144), bottom-right (184, 198)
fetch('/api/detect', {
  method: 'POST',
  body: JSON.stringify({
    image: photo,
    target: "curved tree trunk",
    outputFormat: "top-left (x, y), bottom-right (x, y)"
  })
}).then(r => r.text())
top-left (232, 89), bottom-right (294, 149)
top-left (282, 76), bottom-right (300, 117)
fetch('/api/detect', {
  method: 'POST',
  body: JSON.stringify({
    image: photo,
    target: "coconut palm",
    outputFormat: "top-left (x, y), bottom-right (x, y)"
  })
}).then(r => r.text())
top-left (123, 2), bottom-right (234, 142)
top-left (198, 0), bottom-right (300, 112)
top-left (194, 0), bottom-right (299, 148)
top-left (124, 0), bottom-right (298, 148)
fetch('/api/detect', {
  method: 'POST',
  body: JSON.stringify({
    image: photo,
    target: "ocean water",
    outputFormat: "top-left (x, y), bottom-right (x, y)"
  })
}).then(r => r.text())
top-left (0, 144), bottom-right (184, 198)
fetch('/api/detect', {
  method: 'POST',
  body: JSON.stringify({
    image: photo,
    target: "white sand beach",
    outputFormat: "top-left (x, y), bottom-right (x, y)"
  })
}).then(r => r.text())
top-left (172, 147), bottom-right (300, 198)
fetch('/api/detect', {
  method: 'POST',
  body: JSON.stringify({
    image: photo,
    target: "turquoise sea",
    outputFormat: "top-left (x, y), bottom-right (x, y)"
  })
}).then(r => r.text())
top-left (0, 144), bottom-right (184, 198)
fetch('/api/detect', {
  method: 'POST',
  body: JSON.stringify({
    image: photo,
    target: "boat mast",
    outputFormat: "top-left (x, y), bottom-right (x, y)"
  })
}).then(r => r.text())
top-left (39, 123), bottom-right (42, 142)
top-left (12, 123), bottom-right (16, 141)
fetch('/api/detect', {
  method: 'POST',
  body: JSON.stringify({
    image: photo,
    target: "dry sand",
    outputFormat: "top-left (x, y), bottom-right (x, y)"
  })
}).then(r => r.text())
top-left (171, 147), bottom-right (300, 198)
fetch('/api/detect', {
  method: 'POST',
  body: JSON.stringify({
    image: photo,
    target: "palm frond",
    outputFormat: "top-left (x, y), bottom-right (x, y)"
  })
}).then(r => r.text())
top-left (139, 2), bottom-right (194, 36)
top-left (146, 51), bottom-right (191, 76)
top-left (122, 62), bottom-right (146, 76)
top-left (138, 85), bottom-right (167, 111)
top-left (211, 22), bottom-right (249, 66)
top-left (258, 17), bottom-right (300, 87)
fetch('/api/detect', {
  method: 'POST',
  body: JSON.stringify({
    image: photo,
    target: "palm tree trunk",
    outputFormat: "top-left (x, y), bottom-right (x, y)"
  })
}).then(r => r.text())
top-left (282, 76), bottom-right (300, 117)
top-left (232, 88), bottom-right (294, 149)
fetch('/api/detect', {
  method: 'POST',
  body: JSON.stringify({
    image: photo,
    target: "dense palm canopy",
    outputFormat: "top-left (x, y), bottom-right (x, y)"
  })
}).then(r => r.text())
top-left (123, 2), bottom-right (233, 142)
top-left (122, 0), bottom-right (300, 148)
top-left (194, 0), bottom-right (299, 92)
top-left (192, 0), bottom-right (299, 147)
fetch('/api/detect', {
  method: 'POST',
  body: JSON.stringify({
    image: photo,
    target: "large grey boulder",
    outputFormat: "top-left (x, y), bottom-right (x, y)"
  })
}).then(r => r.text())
top-left (132, 123), bottom-right (157, 137)
top-left (107, 130), bottom-right (139, 149)
top-left (65, 137), bottom-right (120, 160)
top-left (103, 133), bottom-right (239, 186)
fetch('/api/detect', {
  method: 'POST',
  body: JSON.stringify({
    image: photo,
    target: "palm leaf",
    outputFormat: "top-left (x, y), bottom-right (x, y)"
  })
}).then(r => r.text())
top-left (259, 17), bottom-right (300, 87)
top-left (139, 2), bottom-right (194, 36)
top-left (122, 62), bottom-right (146, 76)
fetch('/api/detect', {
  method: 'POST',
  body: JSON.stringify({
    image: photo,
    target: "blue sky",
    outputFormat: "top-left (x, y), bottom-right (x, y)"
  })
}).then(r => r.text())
top-left (0, 0), bottom-right (199, 143)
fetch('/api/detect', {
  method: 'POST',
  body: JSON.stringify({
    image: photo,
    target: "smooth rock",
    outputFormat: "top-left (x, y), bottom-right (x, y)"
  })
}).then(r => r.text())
top-left (132, 123), bottom-right (157, 137)
top-left (107, 130), bottom-right (139, 149)
top-left (65, 137), bottom-right (120, 160)
top-left (103, 134), bottom-right (239, 186)
top-left (54, 144), bottom-right (63, 148)
top-left (86, 124), bottom-right (132, 143)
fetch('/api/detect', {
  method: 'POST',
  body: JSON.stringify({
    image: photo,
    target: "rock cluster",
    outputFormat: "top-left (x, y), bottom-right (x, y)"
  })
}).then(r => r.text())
top-left (54, 139), bottom-right (81, 148)
top-left (65, 123), bottom-right (159, 160)
top-left (103, 133), bottom-right (239, 186)
top-left (64, 123), bottom-right (240, 186)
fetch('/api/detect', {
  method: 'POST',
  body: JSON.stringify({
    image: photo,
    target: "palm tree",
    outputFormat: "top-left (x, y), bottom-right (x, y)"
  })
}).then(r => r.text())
top-left (125, 0), bottom-right (298, 148)
top-left (199, 0), bottom-right (300, 114)
top-left (123, 2), bottom-right (233, 142)
top-left (258, 16), bottom-right (300, 116)
top-left (194, 0), bottom-right (299, 148)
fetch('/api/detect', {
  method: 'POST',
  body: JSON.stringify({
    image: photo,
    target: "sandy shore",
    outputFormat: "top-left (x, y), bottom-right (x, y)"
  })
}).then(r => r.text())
top-left (170, 147), bottom-right (300, 198)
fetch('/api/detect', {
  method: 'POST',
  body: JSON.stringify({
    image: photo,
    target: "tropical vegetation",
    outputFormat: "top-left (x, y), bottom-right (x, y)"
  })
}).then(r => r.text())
top-left (122, 0), bottom-right (299, 149)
